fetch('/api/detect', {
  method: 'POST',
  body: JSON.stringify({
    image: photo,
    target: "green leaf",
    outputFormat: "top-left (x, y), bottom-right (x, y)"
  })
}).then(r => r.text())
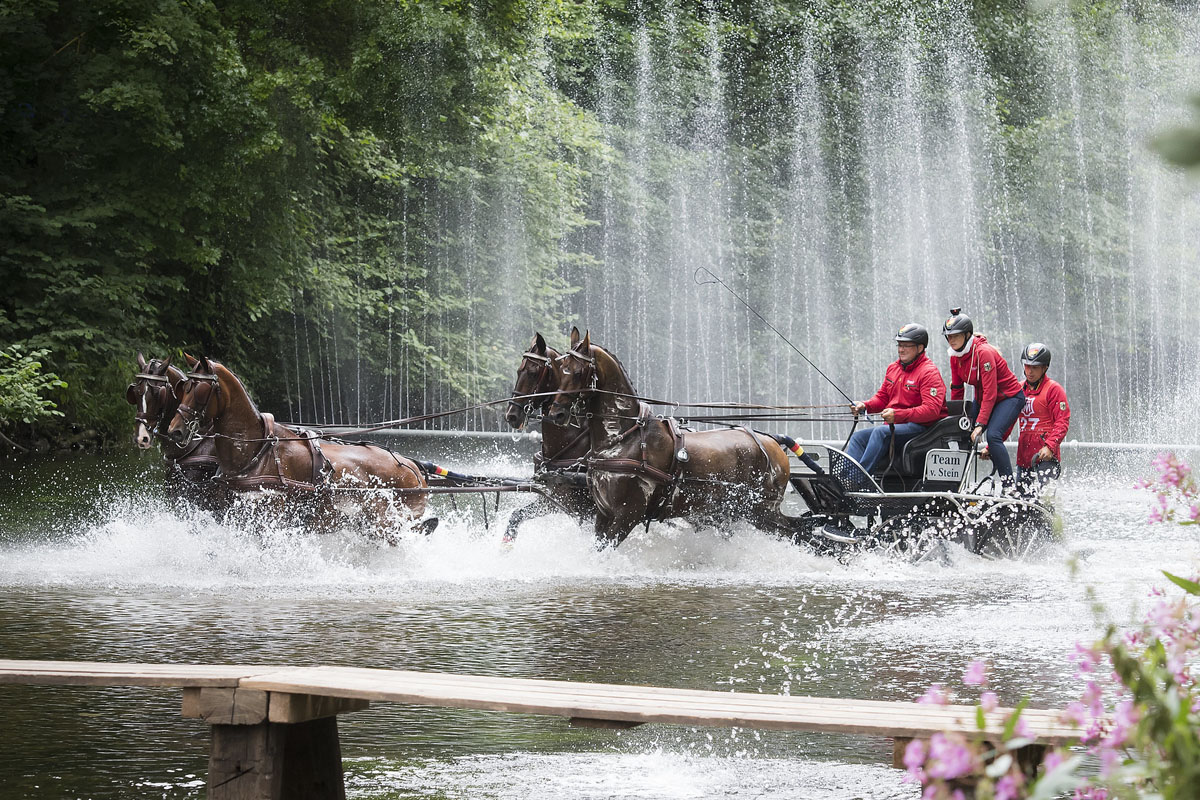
top-left (1163, 571), bottom-right (1200, 596)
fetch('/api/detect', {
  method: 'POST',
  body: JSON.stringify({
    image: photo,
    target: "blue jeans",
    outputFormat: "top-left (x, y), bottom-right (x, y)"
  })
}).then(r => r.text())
top-left (846, 422), bottom-right (928, 474)
top-left (970, 392), bottom-right (1024, 479)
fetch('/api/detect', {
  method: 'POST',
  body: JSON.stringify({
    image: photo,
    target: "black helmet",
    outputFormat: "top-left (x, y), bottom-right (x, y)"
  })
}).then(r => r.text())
top-left (942, 308), bottom-right (973, 339)
top-left (894, 323), bottom-right (929, 347)
top-left (1021, 342), bottom-right (1051, 367)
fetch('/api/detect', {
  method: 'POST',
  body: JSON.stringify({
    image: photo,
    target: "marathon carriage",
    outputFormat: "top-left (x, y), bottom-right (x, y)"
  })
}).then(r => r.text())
top-left (785, 401), bottom-right (1061, 560)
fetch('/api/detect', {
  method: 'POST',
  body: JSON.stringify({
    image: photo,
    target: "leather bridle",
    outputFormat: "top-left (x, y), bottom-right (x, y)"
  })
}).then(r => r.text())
top-left (549, 348), bottom-right (597, 422)
top-left (173, 372), bottom-right (221, 446)
top-left (127, 372), bottom-right (174, 429)
top-left (509, 351), bottom-right (557, 421)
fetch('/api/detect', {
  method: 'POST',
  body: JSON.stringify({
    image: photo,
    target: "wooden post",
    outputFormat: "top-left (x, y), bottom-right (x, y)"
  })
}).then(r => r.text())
top-left (183, 687), bottom-right (367, 800)
top-left (208, 717), bottom-right (345, 800)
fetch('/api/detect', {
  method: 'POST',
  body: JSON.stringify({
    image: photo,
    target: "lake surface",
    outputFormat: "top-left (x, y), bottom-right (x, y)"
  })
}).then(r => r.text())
top-left (0, 442), bottom-right (1192, 799)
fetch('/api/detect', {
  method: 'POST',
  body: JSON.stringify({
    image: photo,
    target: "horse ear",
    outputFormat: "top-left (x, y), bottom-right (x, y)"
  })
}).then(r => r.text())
top-left (533, 332), bottom-right (547, 354)
top-left (137, 352), bottom-right (147, 370)
top-left (161, 354), bottom-right (172, 369)
top-left (184, 352), bottom-right (198, 369)
top-left (569, 326), bottom-right (580, 348)
top-left (199, 356), bottom-right (213, 373)
top-left (580, 330), bottom-right (591, 352)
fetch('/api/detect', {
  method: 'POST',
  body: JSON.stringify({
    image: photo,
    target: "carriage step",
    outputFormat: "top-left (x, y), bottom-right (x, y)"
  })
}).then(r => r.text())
top-left (818, 525), bottom-right (861, 545)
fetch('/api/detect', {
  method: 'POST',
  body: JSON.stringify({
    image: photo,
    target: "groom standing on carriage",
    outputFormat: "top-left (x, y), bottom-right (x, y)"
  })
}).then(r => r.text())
top-left (846, 324), bottom-right (948, 475)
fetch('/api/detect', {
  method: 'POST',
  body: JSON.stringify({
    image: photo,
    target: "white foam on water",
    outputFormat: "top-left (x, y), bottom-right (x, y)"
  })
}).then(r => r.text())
top-left (0, 468), bottom-right (1190, 602)
top-left (344, 751), bottom-right (910, 800)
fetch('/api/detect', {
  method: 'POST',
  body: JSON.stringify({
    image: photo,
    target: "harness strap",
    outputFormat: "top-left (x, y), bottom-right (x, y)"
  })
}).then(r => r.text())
top-left (587, 456), bottom-right (675, 485)
top-left (534, 425), bottom-right (591, 471)
top-left (588, 404), bottom-right (681, 488)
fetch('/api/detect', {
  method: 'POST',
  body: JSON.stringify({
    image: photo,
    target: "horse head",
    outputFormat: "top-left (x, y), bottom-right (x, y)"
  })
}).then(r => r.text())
top-left (167, 355), bottom-right (223, 448)
top-left (547, 327), bottom-right (598, 426)
top-left (125, 352), bottom-right (182, 449)
top-left (505, 332), bottom-right (563, 429)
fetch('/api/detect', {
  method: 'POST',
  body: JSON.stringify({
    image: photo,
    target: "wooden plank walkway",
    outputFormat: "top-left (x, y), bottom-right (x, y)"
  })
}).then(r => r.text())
top-left (0, 659), bottom-right (1080, 799)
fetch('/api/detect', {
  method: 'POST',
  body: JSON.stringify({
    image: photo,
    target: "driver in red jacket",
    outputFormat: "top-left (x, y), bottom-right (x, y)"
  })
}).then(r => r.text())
top-left (846, 323), bottom-right (948, 474)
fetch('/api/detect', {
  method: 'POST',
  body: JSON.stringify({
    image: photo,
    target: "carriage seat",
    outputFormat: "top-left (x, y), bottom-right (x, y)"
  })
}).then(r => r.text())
top-left (877, 401), bottom-right (973, 478)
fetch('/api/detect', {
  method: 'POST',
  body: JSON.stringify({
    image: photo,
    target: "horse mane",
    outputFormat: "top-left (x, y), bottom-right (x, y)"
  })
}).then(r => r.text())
top-left (206, 360), bottom-right (264, 419)
top-left (591, 343), bottom-right (636, 394)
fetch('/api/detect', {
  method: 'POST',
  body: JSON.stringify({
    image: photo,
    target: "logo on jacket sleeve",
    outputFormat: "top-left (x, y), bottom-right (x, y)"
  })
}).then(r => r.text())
top-left (930, 387), bottom-right (938, 396)
top-left (983, 361), bottom-right (992, 372)
top-left (1059, 401), bottom-right (1067, 410)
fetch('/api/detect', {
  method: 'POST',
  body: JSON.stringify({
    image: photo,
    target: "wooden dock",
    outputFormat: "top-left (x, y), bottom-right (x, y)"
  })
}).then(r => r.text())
top-left (0, 659), bottom-right (1079, 799)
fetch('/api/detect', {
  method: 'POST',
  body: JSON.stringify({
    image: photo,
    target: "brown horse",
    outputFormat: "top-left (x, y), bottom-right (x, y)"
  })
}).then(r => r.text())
top-left (547, 328), bottom-right (792, 547)
top-left (502, 332), bottom-right (595, 540)
top-left (125, 353), bottom-right (229, 512)
top-left (166, 356), bottom-right (430, 532)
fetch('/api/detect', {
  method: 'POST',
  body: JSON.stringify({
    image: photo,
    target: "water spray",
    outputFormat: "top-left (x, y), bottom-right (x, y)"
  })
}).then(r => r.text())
top-left (693, 267), bottom-right (855, 405)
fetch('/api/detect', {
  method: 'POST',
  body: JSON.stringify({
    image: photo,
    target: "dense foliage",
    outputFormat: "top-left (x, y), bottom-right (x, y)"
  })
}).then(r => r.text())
top-left (0, 347), bottom-right (65, 437)
top-left (2, 0), bottom-right (1197, 442)
top-left (0, 0), bottom-right (600, 439)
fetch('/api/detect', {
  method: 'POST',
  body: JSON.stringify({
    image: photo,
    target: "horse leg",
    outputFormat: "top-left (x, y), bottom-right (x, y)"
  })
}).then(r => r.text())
top-left (502, 496), bottom-right (551, 543)
top-left (594, 510), bottom-right (635, 549)
top-left (590, 496), bottom-right (648, 546)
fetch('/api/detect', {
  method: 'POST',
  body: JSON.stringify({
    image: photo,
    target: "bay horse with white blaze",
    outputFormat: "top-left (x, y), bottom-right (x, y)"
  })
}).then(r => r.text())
top-left (125, 353), bottom-right (229, 512)
top-left (166, 356), bottom-right (430, 532)
top-left (548, 328), bottom-right (792, 547)
top-left (503, 332), bottom-right (595, 540)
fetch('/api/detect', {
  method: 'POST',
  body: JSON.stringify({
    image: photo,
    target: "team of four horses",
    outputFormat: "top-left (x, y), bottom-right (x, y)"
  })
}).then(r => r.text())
top-left (126, 328), bottom-right (1056, 559)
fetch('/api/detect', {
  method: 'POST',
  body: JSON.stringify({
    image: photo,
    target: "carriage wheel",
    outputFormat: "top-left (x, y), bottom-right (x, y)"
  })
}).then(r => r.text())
top-left (869, 515), bottom-right (939, 562)
top-left (969, 504), bottom-right (1054, 560)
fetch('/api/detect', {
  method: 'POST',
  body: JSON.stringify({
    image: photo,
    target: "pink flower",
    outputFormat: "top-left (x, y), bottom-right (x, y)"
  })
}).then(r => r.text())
top-left (963, 659), bottom-right (988, 686)
top-left (918, 684), bottom-right (949, 706)
top-left (995, 774), bottom-right (1023, 800)
top-left (1011, 715), bottom-right (1032, 739)
top-left (1060, 701), bottom-right (1087, 727)
top-left (980, 691), bottom-right (999, 713)
top-left (1081, 681), bottom-right (1103, 716)
top-left (1073, 642), bottom-right (1102, 675)
top-left (903, 738), bottom-right (927, 773)
top-left (1043, 748), bottom-right (1065, 772)
top-left (1099, 746), bottom-right (1123, 776)
top-left (1102, 699), bottom-right (1139, 750)
top-left (925, 732), bottom-right (977, 780)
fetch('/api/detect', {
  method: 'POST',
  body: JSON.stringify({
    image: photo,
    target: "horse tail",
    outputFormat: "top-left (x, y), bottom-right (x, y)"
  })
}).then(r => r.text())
top-left (763, 432), bottom-right (823, 475)
top-left (413, 460), bottom-right (477, 485)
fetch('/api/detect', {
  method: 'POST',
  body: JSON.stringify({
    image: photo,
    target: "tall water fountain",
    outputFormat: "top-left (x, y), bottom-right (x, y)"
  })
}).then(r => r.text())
top-left (557, 0), bottom-right (1200, 444)
top-left (273, 1), bottom-right (1200, 445)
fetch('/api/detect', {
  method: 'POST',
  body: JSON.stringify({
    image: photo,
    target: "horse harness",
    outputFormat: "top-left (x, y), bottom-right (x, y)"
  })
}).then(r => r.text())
top-left (129, 370), bottom-right (217, 473)
top-left (212, 412), bottom-right (330, 494)
top-left (587, 402), bottom-right (689, 517)
top-left (533, 425), bottom-right (591, 472)
top-left (513, 350), bottom-right (554, 415)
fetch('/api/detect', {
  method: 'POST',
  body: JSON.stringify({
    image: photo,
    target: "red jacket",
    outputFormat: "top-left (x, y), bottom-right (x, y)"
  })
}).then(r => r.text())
top-left (948, 335), bottom-right (1022, 426)
top-left (1013, 377), bottom-right (1070, 469)
top-left (863, 351), bottom-right (948, 425)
